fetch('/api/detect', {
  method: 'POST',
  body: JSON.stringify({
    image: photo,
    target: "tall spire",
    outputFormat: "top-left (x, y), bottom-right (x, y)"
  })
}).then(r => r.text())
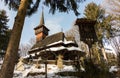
top-left (34, 7), bottom-right (49, 42)
top-left (40, 7), bottom-right (44, 26)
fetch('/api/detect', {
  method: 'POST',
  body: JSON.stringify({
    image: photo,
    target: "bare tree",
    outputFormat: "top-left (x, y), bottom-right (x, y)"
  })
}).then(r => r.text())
top-left (65, 25), bottom-right (79, 39)
top-left (110, 36), bottom-right (120, 66)
top-left (28, 37), bottom-right (36, 46)
top-left (19, 44), bottom-right (30, 57)
top-left (103, 0), bottom-right (120, 17)
top-left (102, 0), bottom-right (120, 36)
top-left (19, 37), bottom-right (36, 57)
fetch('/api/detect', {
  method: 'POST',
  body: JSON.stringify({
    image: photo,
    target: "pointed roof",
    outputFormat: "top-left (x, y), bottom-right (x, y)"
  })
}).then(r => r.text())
top-left (39, 8), bottom-right (44, 26)
top-left (34, 8), bottom-right (48, 30)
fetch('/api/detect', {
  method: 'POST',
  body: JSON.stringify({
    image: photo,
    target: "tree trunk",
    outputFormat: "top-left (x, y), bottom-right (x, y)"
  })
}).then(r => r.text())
top-left (0, 0), bottom-right (28, 78)
top-left (101, 47), bottom-right (107, 61)
top-left (98, 40), bottom-right (108, 62)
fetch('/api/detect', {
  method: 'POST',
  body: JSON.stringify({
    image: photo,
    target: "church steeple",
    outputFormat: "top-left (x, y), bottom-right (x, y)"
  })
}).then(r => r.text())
top-left (34, 8), bottom-right (49, 42)
top-left (39, 7), bottom-right (44, 26)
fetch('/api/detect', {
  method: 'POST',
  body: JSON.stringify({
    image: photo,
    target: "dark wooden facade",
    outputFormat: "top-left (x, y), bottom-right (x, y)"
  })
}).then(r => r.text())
top-left (75, 18), bottom-right (98, 47)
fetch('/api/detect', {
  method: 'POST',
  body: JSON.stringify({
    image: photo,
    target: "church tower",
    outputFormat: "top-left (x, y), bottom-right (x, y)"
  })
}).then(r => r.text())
top-left (34, 9), bottom-right (49, 42)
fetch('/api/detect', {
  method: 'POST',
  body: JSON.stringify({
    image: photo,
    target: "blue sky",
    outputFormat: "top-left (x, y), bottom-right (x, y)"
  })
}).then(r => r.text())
top-left (0, 0), bottom-right (103, 44)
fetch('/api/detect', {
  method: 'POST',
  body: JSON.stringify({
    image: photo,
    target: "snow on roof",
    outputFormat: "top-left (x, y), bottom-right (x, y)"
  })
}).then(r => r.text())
top-left (47, 39), bottom-right (75, 47)
top-left (30, 40), bottom-right (76, 52)
top-left (67, 46), bottom-right (82, 51)
top-left (64, 41), bottom-right (74, 44)
top-left (31, 53), bottom-right (35, 57)
top-left (37, 52), bottom-right (40, 55)
top-left (48, 46), bottom-right (82, 52)
top-left (22, 55), bottom-right (29, 58)
top-left (26, 45), bottom-right (82, 58)
top-left (27, 39), bottom-right (82, 58)
top-left (47, 46), bottom-right (66, 51)
top-left (47, 40), bottom-right (63, 46)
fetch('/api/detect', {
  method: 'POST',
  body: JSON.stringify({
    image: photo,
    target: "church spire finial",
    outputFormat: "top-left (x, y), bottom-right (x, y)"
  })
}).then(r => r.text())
top-left (40, 6), bottom-right (44, 26)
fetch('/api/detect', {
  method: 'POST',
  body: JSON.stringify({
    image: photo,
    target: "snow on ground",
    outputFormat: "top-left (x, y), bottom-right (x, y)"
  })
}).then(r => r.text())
top-left (0, 60), bottom-right (3, 69)
top-left (26, 75), bottom-right (77, 78)
top-left (13, 64), bottom-right (76, 78)
top-left (0, 60), bottom-right (3, 64)
top-left (109, 66), bottom-right (119, 73)
top-left (1, 60), bottom-right (118, 78)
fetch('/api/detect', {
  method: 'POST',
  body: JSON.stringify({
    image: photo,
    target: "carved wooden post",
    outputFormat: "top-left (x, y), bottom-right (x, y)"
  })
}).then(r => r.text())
top-left (57, 54), bottom-right (63, 70)
top-left (45, 61), bottom-right (48, 78)
top-left (43, 60), bottom-right (48, 78)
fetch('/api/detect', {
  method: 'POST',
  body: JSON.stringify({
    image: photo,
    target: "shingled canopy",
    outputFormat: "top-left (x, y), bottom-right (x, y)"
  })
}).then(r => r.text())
top-left (75, 18), bottom-right (98, 47)
top-left (28, 32), bottom-right (85, 60)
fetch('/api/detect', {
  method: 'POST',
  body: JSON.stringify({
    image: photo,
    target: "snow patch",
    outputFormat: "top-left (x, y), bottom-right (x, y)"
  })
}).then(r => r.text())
top-left (109, 66), bottom-right (119, 73)
top-left (67, 46), bottom-right (81, 51)
top-left (13, 64), bottom-right (76, 78)
top-left (64, 41), bottom-right (74, 44)
top-left (47, 46), bottom-right (66, 51)
top-left (0, 60), bottom-right (3, 64)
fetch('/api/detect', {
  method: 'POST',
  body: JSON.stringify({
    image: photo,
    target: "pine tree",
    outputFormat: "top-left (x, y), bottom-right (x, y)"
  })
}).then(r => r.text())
top-left (0, 10), bottom-right (10, 58)
top-left (103, 0), bottom-right (120, 37)
top-left (84, 2), bottom-right (112, 40)
top-left (84, 2), bottom-right (103, 20)
top-left (84, 2), bottom-right (112, 62)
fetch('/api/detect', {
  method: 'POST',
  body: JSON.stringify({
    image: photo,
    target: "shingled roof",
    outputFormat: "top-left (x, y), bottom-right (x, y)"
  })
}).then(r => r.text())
top-left (26, 32), bottom-right (85, 60)
top-left (75, 18), bottom-right (96, 25)
top-left (31, 32), bottom-right (64, 49)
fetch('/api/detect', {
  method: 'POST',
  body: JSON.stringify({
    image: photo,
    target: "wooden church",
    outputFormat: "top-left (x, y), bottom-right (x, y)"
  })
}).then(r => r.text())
top-left (27, 11), bottom-right (85, 63)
